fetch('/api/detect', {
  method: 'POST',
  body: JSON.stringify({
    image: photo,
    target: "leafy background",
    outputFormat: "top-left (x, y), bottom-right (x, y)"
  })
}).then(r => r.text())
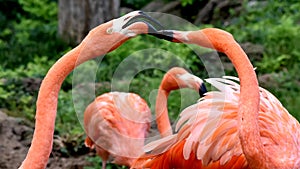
top-left (0, 0), bottom-right (299, 168)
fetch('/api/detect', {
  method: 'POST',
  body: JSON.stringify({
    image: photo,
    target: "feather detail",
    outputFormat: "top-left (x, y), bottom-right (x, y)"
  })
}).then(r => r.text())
top-left (132, 76), bottom-right (300, 169)
top-left (84, 92), bottom-right (151, 166)
top-left (143, 134), bottom-right (178, 154)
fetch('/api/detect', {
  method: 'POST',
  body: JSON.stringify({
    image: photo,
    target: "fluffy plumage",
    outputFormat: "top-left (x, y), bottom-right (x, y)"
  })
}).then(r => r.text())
top-left (132, 76), bottom-right (300, 168)
top-left (84, 92), bottom-right (151, 168)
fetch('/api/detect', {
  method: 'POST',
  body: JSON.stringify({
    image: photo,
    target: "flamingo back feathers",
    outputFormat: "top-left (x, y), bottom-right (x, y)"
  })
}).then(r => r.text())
top-left (84, 92), bottom-right (151, 165)
top-left (132, 76), bottom-right (300, 168)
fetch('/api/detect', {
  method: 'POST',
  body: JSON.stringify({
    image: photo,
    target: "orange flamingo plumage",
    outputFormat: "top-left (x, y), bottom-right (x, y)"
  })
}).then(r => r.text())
top-left (83, 67), bottom-right (206, 168)
top-left (18, 11), bottom-right (164, 169)
top-left (131, 28), bottom-right (300, 169)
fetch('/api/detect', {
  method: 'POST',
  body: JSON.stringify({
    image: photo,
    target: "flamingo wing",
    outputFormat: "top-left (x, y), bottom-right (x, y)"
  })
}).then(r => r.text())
top-left (133, 77), bottom-right (300, 168)
top-left (133, 77), bottom-right (247, 168)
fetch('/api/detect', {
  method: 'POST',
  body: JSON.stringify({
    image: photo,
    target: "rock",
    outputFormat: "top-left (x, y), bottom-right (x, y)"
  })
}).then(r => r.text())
top-left (258, 73), bottom-right (279, 88)
top-left (240, 42), bottom-right (264, 61)
top-left (0, 111), bottom-right (32, 169)
top-left (21, 77), bottom-right (42, 94)
top-left (0, 111), bottom-right (91, 168)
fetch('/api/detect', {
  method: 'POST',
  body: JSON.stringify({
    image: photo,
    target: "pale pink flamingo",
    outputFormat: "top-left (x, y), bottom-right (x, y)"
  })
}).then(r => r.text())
top-left (84, 92), bottom-right (151, 168)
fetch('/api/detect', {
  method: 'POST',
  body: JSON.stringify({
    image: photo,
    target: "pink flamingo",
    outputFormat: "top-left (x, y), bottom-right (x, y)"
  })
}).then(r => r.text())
top-left (83, 67), bottom-right (206, 168)
top-left (18, 11), bottom-right (164, 169)
top-left (131, 28), bottom-right (300, 169)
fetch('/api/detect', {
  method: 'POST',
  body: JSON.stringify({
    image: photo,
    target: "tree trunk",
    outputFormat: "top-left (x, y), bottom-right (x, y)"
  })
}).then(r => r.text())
top-left (194, 0), bottom-right (242, 25)
top-left (58, 0), bottom-right (120, 45)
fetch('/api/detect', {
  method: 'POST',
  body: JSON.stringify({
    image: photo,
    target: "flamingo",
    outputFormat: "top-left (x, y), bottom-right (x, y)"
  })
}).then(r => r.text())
top-left (18, 11), bottom-right (165, 169)
top-left (84, 92), bottom-right (151, 169)
top-left (131, 28), bottom-right (300, 169)
top-left (155, 67), bottom-right (207, 137)
top-left (83, 67), bottom-right (207, 168)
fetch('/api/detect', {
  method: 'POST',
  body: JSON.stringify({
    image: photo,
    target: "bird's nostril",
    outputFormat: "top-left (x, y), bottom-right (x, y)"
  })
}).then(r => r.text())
top-left (123, 16), bottom-right (131, 21)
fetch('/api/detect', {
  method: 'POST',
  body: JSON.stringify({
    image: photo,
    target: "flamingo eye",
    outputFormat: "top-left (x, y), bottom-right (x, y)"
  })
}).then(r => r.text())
top-left (106, 27), bottom-right (113, 34)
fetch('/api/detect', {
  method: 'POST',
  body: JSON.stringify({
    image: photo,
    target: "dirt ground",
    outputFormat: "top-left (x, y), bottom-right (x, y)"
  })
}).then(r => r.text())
top-left (0, 111), bottom-right (91, 169)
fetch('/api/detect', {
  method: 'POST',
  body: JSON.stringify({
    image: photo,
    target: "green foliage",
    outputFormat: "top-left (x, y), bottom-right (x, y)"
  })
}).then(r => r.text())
top-left (258, 16), bottom-right (300, 72)
top-left (223, 0), bottom-right (300, 117)
top-left (180, 0), bottom-right (195, 6)
top-left (225, 1), bottom-right (300, 73)
top-left (85, 156), bottom-right (127, 169)
top-left (263, 65), bottom-right (300, 119)
top-left (0, 56), bottom-right (54, 119)
top-left (19, 0), bottom-right (57, 21)
top-left (97, 35), bottom-right (207, 83)
top-left (0, 0), bottom-right (68, 68)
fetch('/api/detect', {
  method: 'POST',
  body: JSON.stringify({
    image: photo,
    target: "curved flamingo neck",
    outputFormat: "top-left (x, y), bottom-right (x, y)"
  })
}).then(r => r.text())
top-left (155, 69), bottom-right (203, 138)
top-left (19, 21), bottom-right (129, 169)
top-left (155, 88), bottom-right (172, 137)
top-left (19, 44), bottom-right (85, 169)
top-left (187, 28), bottom-right (274, 168)
top-left (155, 72), bottom-right (185, 137)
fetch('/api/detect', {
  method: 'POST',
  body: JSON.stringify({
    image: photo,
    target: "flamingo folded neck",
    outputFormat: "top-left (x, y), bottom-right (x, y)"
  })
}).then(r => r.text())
top-left (156, 89), bottom-right (172, 137)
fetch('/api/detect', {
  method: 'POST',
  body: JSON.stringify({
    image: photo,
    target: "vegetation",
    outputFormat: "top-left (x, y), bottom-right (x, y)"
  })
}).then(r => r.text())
top-left (0, 0), bottom-right (299, 168)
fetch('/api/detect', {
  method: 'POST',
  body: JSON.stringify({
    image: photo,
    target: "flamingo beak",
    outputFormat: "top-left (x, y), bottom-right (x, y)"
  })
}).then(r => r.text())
top-left (188, 75), bottom-right (207, 97)
top-left (199, 83), bottom-right (207, 97)
top-left (110, 11), bottom-right (165, 37)
top-left (122, 11), bottom-right (163, 33)
top-left (190, 76), bottom-right (207, 97)
top-left (120, 11), bottom-right (175, 40)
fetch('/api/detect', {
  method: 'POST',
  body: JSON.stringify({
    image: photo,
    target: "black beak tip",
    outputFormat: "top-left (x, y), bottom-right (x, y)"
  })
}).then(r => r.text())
top-left (149, 30), bottom-right (174, 42)
top-left (123, 11), bottom-right (175, 41)
top-left (199, 83), bottom-right (207, 97)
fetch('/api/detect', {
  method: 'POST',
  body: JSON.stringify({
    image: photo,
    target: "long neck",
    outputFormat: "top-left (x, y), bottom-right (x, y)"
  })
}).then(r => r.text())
top-left (224, 44), bottom-right (266, 168)
top-left (155, 88), bottom-right (172, 137)
top-left (19, 22), bottom-right (127, 169)
top-left (19, 45), bottom-right (84, 169)
top-left (188, 28), bottom-right (274, 168)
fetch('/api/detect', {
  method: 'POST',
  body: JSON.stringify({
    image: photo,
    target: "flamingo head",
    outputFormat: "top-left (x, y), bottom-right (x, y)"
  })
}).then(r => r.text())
top-left (112, 11), bottom-right (163, 37)
top-left (160, 67), bottom-right (207, 97)
top-left (82, 11), bottom-right (164, 55)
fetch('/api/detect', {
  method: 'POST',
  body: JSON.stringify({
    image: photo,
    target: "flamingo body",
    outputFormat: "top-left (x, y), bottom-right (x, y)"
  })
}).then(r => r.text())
top-left (132, 77), bottom-right (300, 168)
top-left (84, 92), bottom-right (151, 167)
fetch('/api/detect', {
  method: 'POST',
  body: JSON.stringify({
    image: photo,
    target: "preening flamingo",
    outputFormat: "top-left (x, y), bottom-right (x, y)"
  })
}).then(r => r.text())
top-left (18, 11), bottom-right (164, 169)
top-left (131, 28), bottom-right (300, 169)
top-left (155, 67), bottom-right (207, 137)
top-left (83, 67), bottom-right (206, 168)
top-left (84, 92), bottom-right (151, 168)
